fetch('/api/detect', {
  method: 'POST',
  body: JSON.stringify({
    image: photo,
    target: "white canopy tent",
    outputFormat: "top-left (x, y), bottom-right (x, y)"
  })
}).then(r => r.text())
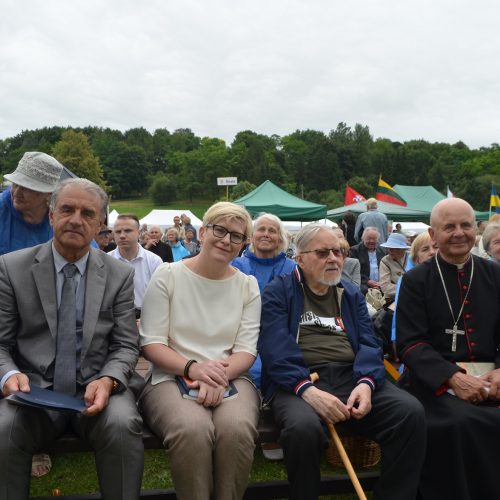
top-left (139, 210), bottom-right (203, 230)
top-left (393, 221), bottom-right (430, 235)
top-left (281, 219), bottom-right (338, 234)
top-left (107, 209), bottom-right (119, 227)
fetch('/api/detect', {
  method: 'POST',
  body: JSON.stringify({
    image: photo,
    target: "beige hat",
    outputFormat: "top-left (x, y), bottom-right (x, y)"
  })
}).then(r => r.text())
top-left (4, 152), bottom-right (64, 193)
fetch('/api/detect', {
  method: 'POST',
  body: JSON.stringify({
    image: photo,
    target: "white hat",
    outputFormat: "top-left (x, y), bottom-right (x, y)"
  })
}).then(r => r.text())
top-left (380, 232), bottom-right (410, 249)
top-left (4, 152), bottom-right (64, 193)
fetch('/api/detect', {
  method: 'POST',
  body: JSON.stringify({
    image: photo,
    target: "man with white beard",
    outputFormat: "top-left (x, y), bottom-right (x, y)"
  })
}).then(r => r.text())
top-left (258, 223), bottom-right (426, 500)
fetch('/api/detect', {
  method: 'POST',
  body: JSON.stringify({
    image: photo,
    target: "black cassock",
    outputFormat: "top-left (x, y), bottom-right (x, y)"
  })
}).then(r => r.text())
top-left (396, 254), bottom-right (500, 500)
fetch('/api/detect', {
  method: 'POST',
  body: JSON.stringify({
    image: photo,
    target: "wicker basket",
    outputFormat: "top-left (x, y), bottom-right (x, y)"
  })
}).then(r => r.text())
top-left (325, 435), bottom-right (381, 469)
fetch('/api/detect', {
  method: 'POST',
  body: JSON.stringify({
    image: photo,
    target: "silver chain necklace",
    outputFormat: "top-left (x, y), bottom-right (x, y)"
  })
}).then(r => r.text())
top-left (434, 254), bottom-right (474, 352)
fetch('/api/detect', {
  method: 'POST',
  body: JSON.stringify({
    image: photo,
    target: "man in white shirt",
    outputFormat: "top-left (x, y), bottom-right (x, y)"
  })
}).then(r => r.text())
top-left (109, 214), bottom-right (162, 315)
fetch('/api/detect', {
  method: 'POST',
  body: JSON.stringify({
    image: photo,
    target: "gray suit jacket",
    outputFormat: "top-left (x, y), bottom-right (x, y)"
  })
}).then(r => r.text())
top-left (0, 241), bottom-right (140, 390)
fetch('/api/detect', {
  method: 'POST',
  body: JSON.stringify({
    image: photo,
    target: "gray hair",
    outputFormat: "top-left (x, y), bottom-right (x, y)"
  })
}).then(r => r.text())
top-left (249, 213), bottom-right (289, 255)
top-left (295, 223), bottom-right (335, 253)
top-left (362, 226), bottom-right (380, 241)
top-left (482, 222), bottom-right (500, 253)
top-left (366, 198), bottom-right (378, 209)
top-left (50, 178), bottom-right (108, 219)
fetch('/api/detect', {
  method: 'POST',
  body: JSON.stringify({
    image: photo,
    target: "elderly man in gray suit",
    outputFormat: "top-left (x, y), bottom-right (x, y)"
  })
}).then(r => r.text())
top-left (0, 179), bottom-right (143, 500)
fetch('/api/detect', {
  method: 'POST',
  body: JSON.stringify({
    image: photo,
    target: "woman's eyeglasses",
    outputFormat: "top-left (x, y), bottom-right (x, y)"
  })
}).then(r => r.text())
top-left (299, 248), bottom-right (344, 259)
top-left (206, 224), bottom-right (246, 244)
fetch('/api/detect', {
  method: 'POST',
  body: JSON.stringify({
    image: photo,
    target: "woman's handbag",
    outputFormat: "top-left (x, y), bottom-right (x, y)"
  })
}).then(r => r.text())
top-left (365, 288), bottom-right (385, 311)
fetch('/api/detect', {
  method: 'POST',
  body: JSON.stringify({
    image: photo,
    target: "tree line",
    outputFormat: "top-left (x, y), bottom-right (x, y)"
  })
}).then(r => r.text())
top-left (0, 124), bottom-right (499, 210)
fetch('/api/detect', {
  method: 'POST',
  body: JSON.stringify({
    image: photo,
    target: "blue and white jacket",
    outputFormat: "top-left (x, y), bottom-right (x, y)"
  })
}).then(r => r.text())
top-left (258, 267), bottom-right (385, 402)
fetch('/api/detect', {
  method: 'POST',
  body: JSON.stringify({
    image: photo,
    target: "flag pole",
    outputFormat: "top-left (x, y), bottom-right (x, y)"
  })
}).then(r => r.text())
top-left (490, 182), bottom-right (493, 219)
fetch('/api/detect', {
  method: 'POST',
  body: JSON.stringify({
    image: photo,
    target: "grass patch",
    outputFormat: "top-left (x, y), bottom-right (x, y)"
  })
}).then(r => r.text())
top-left (30, 447), bottom-right (372, 499)
top-left (109, 197), bottom-right (213, 220)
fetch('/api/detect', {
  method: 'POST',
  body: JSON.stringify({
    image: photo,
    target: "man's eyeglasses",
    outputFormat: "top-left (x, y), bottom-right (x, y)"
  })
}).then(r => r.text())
top-left (300, 248), bottom-right (345, 259)
top-left (206, 224), bottom-right (246, 244)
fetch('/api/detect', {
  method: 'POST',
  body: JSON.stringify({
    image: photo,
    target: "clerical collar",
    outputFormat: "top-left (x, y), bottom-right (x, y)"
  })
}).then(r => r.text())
top-left (436, 253), bottom-right (472, 271)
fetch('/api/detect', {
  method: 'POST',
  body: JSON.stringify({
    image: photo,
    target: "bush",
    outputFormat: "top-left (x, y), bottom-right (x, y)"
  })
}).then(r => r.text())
top-left (149, 174), bottom-right (177, 204)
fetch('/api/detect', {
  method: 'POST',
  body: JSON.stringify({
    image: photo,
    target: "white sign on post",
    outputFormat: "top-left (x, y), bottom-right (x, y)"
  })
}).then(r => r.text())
top-left (217, 177), bottom-right (238, 186)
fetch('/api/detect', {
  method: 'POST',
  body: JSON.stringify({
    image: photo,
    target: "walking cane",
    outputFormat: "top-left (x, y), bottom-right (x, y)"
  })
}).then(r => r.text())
top-left (310, 372), bottom-right (368, 500)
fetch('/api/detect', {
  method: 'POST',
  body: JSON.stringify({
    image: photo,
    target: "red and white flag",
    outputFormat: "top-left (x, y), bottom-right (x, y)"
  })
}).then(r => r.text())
top-left (344, 185), bottom-right (366, 205)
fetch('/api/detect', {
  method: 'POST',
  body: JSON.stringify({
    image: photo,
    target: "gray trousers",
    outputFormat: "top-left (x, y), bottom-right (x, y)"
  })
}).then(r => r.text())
top-left (0, 389), bottom-right (144, 500)
top-left (140, 378), bottom-right (260, 500)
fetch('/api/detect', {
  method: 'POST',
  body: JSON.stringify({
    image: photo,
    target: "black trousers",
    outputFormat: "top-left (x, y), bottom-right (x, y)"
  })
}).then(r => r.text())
top-left (271, 363), bottom-right (426, 500)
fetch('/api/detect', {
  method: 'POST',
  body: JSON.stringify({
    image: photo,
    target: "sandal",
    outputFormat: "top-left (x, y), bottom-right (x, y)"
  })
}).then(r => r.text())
top-left (31, 453), bottom-right (52, 478)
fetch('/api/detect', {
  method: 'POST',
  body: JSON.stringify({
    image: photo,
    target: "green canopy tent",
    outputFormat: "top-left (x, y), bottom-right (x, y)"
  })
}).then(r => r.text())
top-left (392, 185), bottom-right (488, 220)
top-left (393, 185), bottom-right (446, 211)
top-left (234, 180), bottom-right (327, 221)
top-left (327, 200), bottom-right (431, 222)
top-left (328, 184), bottom-right (489, 222)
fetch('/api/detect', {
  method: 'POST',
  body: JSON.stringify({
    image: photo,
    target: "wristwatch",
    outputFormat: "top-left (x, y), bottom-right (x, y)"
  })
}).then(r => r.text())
top-left (111, 378), bottom-right (120, 394)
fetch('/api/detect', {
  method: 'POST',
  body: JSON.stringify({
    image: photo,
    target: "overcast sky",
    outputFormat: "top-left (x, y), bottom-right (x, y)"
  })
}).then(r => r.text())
top-left (1, 0), bottom-right (499, 148)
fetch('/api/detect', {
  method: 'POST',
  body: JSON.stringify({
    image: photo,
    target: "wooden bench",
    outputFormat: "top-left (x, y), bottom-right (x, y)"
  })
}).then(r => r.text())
top-left (34, 409), bottom-right (379, 500)
top-left (31, 359), bottom-right (380, 498)
top-left (45, 407), bottom-right (280, 454)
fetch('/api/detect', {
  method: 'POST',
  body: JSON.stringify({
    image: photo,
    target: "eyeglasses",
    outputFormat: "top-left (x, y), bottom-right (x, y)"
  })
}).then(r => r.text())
top-left (300, 247), bottom-right (345, 259)
top-left (206, 224), bottom-right (246, 244)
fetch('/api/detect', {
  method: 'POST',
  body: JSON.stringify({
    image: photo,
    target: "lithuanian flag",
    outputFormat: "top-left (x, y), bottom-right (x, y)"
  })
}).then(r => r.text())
top-left (375, 177), bottom-right (407, 206)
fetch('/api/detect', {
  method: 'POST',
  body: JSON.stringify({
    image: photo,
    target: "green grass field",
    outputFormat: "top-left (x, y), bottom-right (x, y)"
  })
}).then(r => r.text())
top-left (109, 197), bottom-right (213, 220)
top-left (29, 447), bottom-right (372, 499)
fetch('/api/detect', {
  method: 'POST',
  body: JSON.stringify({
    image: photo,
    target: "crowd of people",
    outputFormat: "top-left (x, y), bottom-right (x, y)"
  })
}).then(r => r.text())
top-left (0, 151), bottom-right (499, 500)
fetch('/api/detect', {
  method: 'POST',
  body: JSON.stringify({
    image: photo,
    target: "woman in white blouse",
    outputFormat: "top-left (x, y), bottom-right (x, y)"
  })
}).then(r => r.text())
top-left (139, 202), bottom-right (261, 500)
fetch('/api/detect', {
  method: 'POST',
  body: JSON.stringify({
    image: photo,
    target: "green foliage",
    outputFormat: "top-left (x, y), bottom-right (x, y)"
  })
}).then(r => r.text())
top-left (346, 176), bottom-right (376, 199)
top-left (51, 130), bottom-right (106, 187)
top-left (1, 123), bottom-right (498, 212)
top-left (319, 189), bottom-right (344, 208)
top-left (454, 174), bottom-right (500, 211)
top-left (149, 173), bottom-right (178, 204)
top-left (230, 180), bottom-right (256, 200)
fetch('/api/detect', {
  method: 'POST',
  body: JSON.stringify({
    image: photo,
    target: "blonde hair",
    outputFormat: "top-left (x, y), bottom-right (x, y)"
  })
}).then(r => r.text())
top-left (166, 227), bottom-right (180, 241)
top-left (410, 231), bottom-right (433, 263)
top-left (249, 213), bottom-right (289, 255)
top-left (202, 202), bottom-right (253, 241)
top-left (482, 222), bottom-right (500, 254)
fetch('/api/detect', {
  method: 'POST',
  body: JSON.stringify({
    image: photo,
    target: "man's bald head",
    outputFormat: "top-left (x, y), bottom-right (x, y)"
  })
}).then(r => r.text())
top-left (429, 197), bottom-right (476, 264)
top-left (430, 198), bottom-right (475, 229)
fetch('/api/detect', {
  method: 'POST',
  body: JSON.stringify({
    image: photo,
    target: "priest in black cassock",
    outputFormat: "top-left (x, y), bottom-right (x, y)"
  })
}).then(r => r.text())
top-left (396, 197), bottom-right (500, 500)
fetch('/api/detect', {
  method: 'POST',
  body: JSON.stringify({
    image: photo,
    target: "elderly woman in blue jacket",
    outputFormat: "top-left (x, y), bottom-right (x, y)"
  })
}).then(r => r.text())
top-left (166, 227), bottom-right (190, 262)
top-left (232, 213), bottom-right (296, 388)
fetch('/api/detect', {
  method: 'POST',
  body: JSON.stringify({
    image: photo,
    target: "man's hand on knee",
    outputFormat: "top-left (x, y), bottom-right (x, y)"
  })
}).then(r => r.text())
top-left (83, 377), bottom-right (113, 416)
top-left (301, 386), bottom-right (350, 424)
top-left (2, 372), bottom-right (30, 397)
top-left (346, 384), bottom-right (372, 419)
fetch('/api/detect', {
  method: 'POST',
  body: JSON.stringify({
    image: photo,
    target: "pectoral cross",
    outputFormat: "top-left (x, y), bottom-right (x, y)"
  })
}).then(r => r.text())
top-left (445, 325), bottom-right (465, 352)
